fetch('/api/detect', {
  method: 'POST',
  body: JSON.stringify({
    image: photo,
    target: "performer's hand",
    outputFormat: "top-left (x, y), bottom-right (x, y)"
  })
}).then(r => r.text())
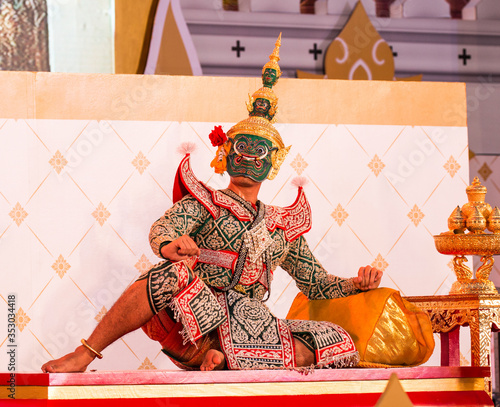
top-left (353, 266), bottom-right (382, 291)
top-left (161, 235), bottom-right (200, 261)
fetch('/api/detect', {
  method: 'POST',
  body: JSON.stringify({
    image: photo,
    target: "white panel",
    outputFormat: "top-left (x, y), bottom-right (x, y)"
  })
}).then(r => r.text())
top-left (477, 0), bottom-right (500, 20)
top-left (0, 119), bottom-right (468, 371)
top-left (250, 0), bottom-right (300, 13)
top-left (46, 0), bottom-right (114, 73)
top-left (404, 0), bottom-right (450, 18)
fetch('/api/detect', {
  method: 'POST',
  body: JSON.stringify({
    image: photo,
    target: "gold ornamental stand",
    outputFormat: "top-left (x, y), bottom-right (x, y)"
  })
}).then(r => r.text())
top-left (406, 178), bottom-right (500, 397)
top-left (434, 234), bottom-right (500, 296)
top-left (405, 294), bottom-right (500, 396)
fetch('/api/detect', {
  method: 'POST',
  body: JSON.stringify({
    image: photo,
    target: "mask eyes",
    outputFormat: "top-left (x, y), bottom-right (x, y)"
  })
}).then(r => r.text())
top-left (256, 146), bottom-right (267, 156)
top-left (233, 137), bottom-right (269, 158)
top-left (235, 141), bottom-right (247, 153)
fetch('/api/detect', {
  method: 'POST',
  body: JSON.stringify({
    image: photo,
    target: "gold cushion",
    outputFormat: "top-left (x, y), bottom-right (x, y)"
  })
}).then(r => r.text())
top-left (286, 288), bottom-right (434, 367)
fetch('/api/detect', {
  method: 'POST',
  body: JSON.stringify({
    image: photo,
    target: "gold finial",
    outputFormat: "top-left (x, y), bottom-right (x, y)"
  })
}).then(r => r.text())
top-left (466, 206), bottom-right (487, 234)
top-left (448, 205), bottom-right (466, 234)
top-left (466, 176), bottom-right (487, 195)
top-left (462, 176), bottom-right (492, 221)
top-left (262, 33), bottom-right (282, 80)
top-left (246, 33), bottom-right (283, 122)
top-left (488, 207), bottom-right (500, 234)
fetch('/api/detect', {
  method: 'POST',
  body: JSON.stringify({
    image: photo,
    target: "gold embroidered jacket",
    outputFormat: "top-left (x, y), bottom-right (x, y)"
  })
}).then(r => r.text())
top-left (149, 156), bottom-right (358, 302)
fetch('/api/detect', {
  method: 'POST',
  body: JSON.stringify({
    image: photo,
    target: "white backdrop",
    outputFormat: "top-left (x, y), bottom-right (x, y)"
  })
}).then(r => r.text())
top-left (0, 118), bottom-right (469, 372)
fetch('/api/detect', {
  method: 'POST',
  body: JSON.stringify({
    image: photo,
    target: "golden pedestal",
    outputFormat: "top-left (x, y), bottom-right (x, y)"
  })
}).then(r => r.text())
top-left (405, 294), bottom-right (500, 397)
top-left (434, 177), bottom-right (500, 295)
top-left (434, 233), bottom-right (500, 295)
top-left (408, 176), bottom-right (500, 397)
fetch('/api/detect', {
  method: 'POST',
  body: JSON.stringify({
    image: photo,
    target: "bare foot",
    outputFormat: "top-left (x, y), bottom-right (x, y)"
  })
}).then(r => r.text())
top-left (41, 346), bottom-right (95, 373)
top-left (200, 349), bottom-right (225, 371)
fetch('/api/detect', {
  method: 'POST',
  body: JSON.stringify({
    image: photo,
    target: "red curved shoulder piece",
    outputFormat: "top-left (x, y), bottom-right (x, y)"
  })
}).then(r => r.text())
top-left (265, 187), bottom-right (312, 241)
top-left (174, 155), bottom-right (220, 219)
top-left (173, 155), bottom-right (311, 230)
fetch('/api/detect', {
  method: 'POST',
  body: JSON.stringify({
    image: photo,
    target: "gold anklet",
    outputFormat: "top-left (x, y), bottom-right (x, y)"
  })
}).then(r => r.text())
top-left (81, 339), bottom-right (103, 359)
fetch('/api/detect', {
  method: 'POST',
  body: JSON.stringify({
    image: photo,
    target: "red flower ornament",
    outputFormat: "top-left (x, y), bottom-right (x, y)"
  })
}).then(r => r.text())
top-left (209, 126), bottom-right (227, 147)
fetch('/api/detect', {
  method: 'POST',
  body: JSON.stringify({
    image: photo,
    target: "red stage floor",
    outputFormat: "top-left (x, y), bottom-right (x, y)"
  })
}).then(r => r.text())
top-left (0, 366), bottom-right (494, 406)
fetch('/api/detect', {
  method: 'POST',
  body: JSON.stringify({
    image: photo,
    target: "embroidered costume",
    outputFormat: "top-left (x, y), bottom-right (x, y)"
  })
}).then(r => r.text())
top-left (140, 34), bottom-right (361, 370)
top-left (140, 156), bottom-right (360, 370)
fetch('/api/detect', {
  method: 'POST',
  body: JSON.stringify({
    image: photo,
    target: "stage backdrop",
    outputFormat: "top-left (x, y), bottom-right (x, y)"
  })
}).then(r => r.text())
top-left (0, 72), bottom-right (468, 372)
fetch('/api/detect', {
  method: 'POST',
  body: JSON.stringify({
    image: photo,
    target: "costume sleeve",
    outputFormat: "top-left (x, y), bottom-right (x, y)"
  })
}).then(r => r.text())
top-left (149, 195), bottom-right (210, 258)
top-left (280, 235), bottom-right (361, 300)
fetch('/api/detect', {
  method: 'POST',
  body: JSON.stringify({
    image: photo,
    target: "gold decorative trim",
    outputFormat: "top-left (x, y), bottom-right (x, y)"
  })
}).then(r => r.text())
top-left (1, 378), bottom-right (485, 400)
top-left (406, 293), bottom-right (500, 397)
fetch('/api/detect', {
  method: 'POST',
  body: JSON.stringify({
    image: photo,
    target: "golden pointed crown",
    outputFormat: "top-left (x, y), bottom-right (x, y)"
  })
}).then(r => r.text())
top-left (227, 33), bottom-right (290, 180)
top-left (245, 33), bottom-right (282, 122)
top-left (211, 34), bottom-right (290, 180)
top-left (263, 33), bottom-right (282, 78)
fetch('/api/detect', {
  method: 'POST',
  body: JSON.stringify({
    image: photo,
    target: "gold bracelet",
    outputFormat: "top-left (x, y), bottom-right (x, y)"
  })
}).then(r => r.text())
top-left (81, 339), bottom-right (103, 359)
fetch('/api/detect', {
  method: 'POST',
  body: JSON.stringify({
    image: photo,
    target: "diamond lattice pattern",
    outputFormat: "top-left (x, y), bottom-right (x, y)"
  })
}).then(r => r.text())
top-left (0, 119), bottom-right (468, 371)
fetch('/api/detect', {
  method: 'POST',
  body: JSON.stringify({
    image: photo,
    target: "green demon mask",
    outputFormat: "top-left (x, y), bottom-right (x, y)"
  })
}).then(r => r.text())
top-left (226, 134), bottom-right (277, 182)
